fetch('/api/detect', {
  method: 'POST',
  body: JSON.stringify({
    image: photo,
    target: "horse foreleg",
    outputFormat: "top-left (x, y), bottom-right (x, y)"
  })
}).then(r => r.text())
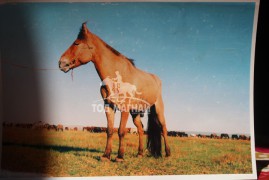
top-left (155, 96), bottom-right (171, 157)
top-left (131, 113), bottom-right (144, 157)
top-left (101, 104), bottom-right (115, 161)
top-left (116, 111), bottom-right (129, 162)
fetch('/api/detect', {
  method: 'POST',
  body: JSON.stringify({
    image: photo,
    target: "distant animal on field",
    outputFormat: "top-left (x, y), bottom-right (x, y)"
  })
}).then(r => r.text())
top-left (231, 134), bottom-right (239, 140)
top-left (57, 124), bottom-right (64, 131)
top-left (47, 125), bottom-right (57, 131)
top-left (220, 133), bottom-right (229, 139)
top-left (210, 133), bottom-right (218, 139)
top-left (239, 134), bottom-right (247, 140)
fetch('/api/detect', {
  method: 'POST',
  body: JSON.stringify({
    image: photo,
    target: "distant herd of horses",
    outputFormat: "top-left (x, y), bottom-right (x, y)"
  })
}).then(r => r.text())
top-left (167, 131), bottom-right (250, 140)
top-left (2, 122), bottom-right (73, 132)
top-left (2, 121), bottom-right (250, 140)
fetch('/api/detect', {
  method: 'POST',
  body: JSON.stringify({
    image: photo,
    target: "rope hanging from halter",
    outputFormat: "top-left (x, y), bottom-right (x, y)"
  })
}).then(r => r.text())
top-left (71, 69), bottom-right (74, 81)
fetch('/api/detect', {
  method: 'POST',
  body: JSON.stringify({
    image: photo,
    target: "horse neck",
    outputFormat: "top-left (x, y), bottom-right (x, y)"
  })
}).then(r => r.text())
top-left (91, 35), bottom-right (133, 81)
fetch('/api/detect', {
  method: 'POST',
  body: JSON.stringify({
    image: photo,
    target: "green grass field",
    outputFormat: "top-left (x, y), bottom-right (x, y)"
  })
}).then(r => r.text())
top-left (1, 128), bottom-right (252, 177)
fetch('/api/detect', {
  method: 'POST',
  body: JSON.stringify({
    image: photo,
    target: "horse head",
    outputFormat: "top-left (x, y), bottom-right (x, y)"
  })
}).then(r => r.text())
top-left (59, 22), bottom-right (96, 73)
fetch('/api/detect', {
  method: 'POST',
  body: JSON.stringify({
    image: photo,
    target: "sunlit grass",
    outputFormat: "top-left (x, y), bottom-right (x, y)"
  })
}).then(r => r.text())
top-left (2, 128), bottom-right (252, 176)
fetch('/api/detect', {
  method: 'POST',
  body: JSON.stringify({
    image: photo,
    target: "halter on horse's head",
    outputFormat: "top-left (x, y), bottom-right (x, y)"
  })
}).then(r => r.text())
top-left (59, 22), bottom-right (95, 73)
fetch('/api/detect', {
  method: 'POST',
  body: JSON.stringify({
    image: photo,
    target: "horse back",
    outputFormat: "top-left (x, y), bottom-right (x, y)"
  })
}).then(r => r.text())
top-left (130, 68), bottom-right (162, 104)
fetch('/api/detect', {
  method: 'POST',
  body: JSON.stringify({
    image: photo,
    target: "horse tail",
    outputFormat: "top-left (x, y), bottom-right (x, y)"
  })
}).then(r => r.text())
top-left (147, 104), bottom-right (162, 158)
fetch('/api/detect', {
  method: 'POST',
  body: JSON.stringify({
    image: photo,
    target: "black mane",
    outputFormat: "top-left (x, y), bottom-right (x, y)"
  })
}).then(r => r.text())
top-left (99, 38), bottom-right (135, 66)
top-left (127, 58), bottom-right (135, 66)
top-left (104, 43), bottom-right (135, 66)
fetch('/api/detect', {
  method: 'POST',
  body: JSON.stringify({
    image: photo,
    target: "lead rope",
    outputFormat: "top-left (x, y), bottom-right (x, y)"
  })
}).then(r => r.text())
top-left (3, 60), bottom-right (78, 81)
top-left (71, 69), bottom-right (74, 81)
top-left (2, 61), bottom-right (59, 71)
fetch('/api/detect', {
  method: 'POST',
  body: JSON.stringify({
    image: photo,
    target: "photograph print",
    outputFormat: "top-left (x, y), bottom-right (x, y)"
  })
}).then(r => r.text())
top-left (0, 0), bottom-right (259, 179)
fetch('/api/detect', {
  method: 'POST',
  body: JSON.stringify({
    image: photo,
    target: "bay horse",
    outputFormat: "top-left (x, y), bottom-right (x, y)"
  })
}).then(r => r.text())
top-left (59, 22), bottom-right (170, 161)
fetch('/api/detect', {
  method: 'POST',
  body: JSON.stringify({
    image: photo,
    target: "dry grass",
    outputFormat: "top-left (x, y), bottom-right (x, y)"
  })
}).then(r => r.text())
top-left (1, 128), bottom-right (253, 177)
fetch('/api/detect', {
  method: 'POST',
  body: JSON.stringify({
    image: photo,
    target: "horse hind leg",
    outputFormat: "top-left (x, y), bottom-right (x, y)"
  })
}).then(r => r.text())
top-left (155, 96), bottom-right (171, 157)
top-left (131, 112), bottom-right (144, 157)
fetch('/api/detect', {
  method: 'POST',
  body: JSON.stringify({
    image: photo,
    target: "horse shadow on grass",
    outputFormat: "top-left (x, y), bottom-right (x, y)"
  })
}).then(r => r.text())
top-left (3, 141), bottom-right (121, 164)
top-left (3, 141), bottom-right (103, 154)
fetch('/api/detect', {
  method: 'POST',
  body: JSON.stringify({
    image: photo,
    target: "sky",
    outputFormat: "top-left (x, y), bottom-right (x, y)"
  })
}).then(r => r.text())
top-left (0, 2), bottom-right (256, 134)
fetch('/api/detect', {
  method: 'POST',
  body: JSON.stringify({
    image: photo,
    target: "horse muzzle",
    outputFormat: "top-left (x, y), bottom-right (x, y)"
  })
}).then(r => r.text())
top-left (59, 58), bottom-right (75, 73)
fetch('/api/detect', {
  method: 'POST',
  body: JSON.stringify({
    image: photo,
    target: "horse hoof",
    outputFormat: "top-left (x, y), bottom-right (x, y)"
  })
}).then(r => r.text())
top-left (100, 156), bottom-right (110, 162)
top-left (137, 154), bottom-right (143, 158)
top-left (165, 149), bottom-right (171, 157)
top-left (165, 154), bottom-right (171, 158)
top-left (115, 157), bottom-right (124, 162)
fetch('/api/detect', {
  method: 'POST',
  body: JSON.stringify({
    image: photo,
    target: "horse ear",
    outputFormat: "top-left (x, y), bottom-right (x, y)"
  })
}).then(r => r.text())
top-left (78, 22), bottom-right (91, 39)
top-left (82, 22), bottom-right (90, 34)
top-left (82, 22), bottom-right (88, 30)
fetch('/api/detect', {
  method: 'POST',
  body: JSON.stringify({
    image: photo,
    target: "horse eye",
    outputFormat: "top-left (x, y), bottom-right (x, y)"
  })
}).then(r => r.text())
top-left (74, 42), bottom-right (79, 46)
